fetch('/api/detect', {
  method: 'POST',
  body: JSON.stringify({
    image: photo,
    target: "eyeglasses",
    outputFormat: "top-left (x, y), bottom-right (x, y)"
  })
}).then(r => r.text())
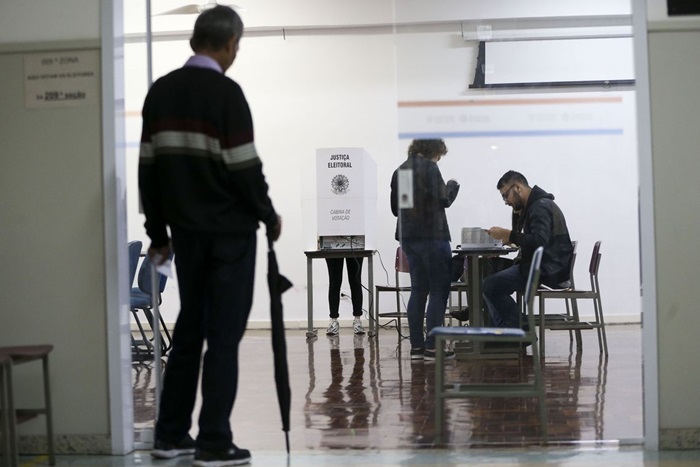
top-left (501, 184), bottom-right (517, 201)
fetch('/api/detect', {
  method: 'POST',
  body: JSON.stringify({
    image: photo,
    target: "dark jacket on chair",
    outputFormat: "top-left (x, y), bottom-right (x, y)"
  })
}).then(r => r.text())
top-left (510, 185), bottom-right (573, 287)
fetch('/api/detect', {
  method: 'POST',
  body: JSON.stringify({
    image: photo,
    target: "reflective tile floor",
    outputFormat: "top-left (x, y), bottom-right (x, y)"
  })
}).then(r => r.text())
top-left (18, 324), bottom-right (700, 465)
top-left (135, 323), bottom-right (643, 449)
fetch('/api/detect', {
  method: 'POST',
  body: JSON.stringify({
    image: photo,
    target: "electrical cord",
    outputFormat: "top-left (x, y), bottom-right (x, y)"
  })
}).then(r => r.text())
top-left (333, 246), bottom-right (410, 336)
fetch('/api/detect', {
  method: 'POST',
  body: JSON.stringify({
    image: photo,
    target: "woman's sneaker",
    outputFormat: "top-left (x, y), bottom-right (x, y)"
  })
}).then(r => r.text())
top-left (192, 444), bottom-right (251, 466)
top-left (353, 317), bottom-right (365, 335)
top-left (326, 319), bottom-right (339, 335)
top-left (151, 434), bottom-right (196, 459)
top-left (423, 349), bottom-right (456, 361)
top-left (410, 347), bottom-right (426, 360)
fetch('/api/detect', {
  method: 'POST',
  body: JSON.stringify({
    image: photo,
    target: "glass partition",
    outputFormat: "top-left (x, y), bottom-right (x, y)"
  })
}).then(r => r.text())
top-left (122, 0), bottom-right (641, 445)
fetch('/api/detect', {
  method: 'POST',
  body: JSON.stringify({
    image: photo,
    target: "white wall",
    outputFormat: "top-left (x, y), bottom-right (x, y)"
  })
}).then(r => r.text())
top-left (393, 25), bottom-right (639, 322)
top-left (0, 1), bottom-right (118, 455)
top-left (0, 49), bottom-right (110, 438)
top-left (642, 0), bottom-right (700, 448)
top-left (124, 0), bottom-right (641, 329)
top-left (395, 0), bottom-right (630, 23)
top-left (125, 28), bottom-right (402, 327)
top-left (0, 1), bottom-right (99, 43)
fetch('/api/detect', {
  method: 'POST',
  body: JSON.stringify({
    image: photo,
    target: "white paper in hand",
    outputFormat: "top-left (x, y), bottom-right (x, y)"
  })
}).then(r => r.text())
top-left (152, 254), bottom-right (174, 278)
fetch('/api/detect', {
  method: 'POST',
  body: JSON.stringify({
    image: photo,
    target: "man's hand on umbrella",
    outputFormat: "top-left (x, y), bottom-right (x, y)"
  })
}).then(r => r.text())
top-left (268, 215), bottom-right (282, 242)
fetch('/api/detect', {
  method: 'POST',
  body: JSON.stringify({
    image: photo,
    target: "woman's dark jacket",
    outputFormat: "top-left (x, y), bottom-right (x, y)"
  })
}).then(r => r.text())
top-left (390, 154), bottom-right (459, 241)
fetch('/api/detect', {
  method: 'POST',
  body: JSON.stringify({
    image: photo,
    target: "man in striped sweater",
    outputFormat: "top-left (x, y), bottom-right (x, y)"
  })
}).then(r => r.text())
top-left (139, 6), bottom-right (281, 467)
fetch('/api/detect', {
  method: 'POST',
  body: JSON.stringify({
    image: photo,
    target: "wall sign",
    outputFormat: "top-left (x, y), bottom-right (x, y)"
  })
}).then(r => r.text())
top-left (24, 50), bottom-right (99, 109)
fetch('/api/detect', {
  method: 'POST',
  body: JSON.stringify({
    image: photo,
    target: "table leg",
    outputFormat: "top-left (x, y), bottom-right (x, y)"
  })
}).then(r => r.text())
top-left (467, 255), bottom-right (482, 356)
top-left (306, 256), bottom-right (317, 338)
top-left (454, 252), bottom-right (522, 360)
top-left (467, 255), bottom-right (482, 327)
top-left (368, 255), bottom-right (376, 337)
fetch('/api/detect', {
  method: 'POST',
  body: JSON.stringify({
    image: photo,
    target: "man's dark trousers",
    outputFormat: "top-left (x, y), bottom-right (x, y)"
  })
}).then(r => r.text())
top-left (155, 227), bottom-right (256, 451)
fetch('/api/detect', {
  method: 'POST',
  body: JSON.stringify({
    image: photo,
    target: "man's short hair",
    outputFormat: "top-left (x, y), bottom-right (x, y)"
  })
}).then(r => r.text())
top-left (407, 139), bottom-right (448, 159)
top-left (497, 170), bottom-right (529, 190)
top-left (190, 5), bottom-right (243, 52)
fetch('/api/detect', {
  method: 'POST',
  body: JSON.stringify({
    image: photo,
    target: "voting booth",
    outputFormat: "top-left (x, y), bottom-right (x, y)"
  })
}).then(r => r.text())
top-left (302, 147), bottom-right (377, 250)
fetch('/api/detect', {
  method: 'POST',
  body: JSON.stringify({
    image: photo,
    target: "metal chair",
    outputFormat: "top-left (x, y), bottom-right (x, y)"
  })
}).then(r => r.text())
top-left (374, 246), bottom-right (411, 339)
top-left (447, 255), bottom-right (469, 324)
top-left (127, 241), bottom-right (150, 360)
top-left (130, 251), bottom-right (174, 360)
top-left (430, 247), bottom-right (548, 443)
top-left (0, 345), bottom-right (56, 466)
top-left (127, 241), bottom-right (142, 289)
top-left (537, 241), bottom-right (608, 356)
top-left (535, 240), bottom-right (581, 346)
top-left (375, 247), bottom-right (469, 338)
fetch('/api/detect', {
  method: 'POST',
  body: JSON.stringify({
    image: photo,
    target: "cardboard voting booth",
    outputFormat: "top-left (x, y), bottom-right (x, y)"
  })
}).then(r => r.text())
top-left (302, 147), bottom-right (377, 250)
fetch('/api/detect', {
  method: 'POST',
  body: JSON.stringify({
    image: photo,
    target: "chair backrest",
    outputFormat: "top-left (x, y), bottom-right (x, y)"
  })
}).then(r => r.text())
top-left (395, 246), bottom-right (410, 273)
top-left (588, 241), bottom-right (603, 295)
top-left (588, 241), bottom-right (602, 276)
top-left (128, 241), bottom-right (143, 287)
top-left (524, 246), bottom-right (544, 317)
top-left (569, 240), bottom-right (578, 288)
top-left (137, 252), bottom-right (172, 297)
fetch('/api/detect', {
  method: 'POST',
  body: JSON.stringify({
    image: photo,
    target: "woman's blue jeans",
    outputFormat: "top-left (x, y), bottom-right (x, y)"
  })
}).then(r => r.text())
top-left (401, 239), bottom-right (452, 350)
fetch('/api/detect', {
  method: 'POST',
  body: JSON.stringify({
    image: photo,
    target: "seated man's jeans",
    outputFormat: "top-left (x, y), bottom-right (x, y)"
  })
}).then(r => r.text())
top-left (401, 239), bottom-right (452, 351)
top-left (482, 264), bottom-right (526, 328)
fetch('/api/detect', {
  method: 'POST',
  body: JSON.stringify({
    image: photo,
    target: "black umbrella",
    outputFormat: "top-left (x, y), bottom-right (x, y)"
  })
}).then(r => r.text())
top-left (267, 238), bottom-right (293, 454)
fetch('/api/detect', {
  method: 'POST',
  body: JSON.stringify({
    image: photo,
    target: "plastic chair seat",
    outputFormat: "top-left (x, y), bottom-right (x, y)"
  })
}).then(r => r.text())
top-left (432, 326), bottom-right (526, 339)
top-left (129, 249), bottom-right (174, 360)
top-left (130, 289), bottom-right (152, 308)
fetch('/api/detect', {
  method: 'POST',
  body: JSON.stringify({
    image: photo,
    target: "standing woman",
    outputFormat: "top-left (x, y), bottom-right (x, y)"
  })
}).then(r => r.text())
top-left (390, 139), bottom-right (460, 361)
top-left (325, 257), bottom-right (365, 335)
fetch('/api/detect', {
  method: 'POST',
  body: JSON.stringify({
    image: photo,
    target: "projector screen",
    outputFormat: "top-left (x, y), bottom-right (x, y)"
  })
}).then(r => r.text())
top-left (471, 37), bottom-right (635, 88)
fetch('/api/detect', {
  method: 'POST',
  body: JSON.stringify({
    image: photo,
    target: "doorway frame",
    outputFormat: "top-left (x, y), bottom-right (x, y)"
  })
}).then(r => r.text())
top-left (101, 0), bottom-right (661, 453)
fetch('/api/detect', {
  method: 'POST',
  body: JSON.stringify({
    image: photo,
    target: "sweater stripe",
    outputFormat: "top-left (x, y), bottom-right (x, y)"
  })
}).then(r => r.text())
top-left (223, 142), bottom-right (259, 169)
top-left (152, 130), bottom-right (221, 155)
top-left (140, 142), bottom-right (154, 162)
top-left (141, 131), bottom-right (260, 169)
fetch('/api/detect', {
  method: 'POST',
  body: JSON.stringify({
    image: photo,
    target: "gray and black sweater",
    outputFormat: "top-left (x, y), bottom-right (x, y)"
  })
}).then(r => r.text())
top-left (138, 65), bottom-right (277, 248)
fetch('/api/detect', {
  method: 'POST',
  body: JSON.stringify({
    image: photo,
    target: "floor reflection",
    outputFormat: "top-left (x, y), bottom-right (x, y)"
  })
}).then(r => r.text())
top-left (304, 334), bottom-right (379, 449)
top-left (132, 361), bottom-right (157, 429)
top-left (132, 324), bottom-right (641, 450)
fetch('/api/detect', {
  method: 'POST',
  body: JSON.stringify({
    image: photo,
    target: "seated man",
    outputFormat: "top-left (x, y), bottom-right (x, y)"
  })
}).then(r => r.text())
top-left (484, 170), bottom-right (574, 328)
